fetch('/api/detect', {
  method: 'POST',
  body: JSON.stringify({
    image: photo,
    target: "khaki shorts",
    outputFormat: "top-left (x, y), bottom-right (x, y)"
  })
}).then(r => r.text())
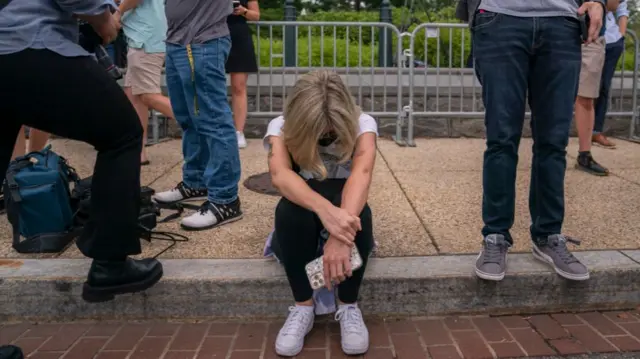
top-left (578, 37), bottom-right (606, 99)
top-left (124, 48), bottom-right (165, 96)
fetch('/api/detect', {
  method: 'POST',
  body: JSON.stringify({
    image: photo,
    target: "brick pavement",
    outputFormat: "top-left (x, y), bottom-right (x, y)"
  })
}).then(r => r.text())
top-left (2, 310), bottom-right (640, 359)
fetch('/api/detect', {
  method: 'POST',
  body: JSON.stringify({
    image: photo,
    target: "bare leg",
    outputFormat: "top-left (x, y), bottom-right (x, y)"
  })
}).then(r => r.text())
top-left (28, 128), bottom-right (50, 152)
top-left (140, 93), bottom-right (174, 120)
top-left (230, 73), bottom-right (248, 132)
top-left (125, 87), bottom-right (151, 163)
top-left (12, 126), bottom-right (26, 160)
top-left (575, 96), bottom-right (594, 152)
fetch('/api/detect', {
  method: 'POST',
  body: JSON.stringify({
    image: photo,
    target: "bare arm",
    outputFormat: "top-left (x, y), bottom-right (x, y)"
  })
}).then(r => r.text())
top-left (118, 0), bottom-right (143, 14)
top-left (340, 133), bottom-right (376, 217)
top-left (268, 136), bottom-right (333, 215)
top-left (244, 0), bottom-right (260, 21)
top-left (616, 1), bottom-right (629, 36)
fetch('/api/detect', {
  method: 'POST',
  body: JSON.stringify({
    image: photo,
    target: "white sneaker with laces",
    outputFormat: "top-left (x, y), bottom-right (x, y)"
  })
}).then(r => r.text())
top-left (180, 200), bottom-right (243, 231)
top-left (237, 131), bottom-right (247, 149)
top-left (275, 305), bottom-right (315, 357)
top-left (153, 181), bottom-right (207, 205)
top-left (335, 304), bottom-right (369, 355)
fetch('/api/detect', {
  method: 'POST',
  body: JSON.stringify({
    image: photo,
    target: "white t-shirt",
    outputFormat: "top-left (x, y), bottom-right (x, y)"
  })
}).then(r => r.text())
top-left (263, 113), bottom-right (378, 180)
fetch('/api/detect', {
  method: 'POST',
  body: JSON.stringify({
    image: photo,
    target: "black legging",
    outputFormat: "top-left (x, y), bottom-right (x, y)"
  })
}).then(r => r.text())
top-left (0, 49), bottom-right (143, 260)
top-left (273, 179), bottom-right (374, 303)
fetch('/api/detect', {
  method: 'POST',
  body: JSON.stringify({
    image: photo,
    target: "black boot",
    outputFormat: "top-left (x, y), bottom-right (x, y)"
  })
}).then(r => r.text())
top-left (82, 257), bottom-right (163, 303)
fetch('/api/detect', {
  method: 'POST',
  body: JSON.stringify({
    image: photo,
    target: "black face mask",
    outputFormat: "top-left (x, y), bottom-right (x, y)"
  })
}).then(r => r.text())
top-left (318, 132), bottom-right (338, 147)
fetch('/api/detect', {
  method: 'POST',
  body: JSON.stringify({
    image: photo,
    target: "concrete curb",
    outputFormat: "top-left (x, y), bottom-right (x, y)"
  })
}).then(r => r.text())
top-left (1, 250), bottom-right (640, 321)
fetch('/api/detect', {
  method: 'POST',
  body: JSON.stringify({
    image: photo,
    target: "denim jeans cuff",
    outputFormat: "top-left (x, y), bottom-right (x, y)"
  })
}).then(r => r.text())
top-left (183, 179), bottom-right (206, 190)
top-left (208, 194), bottom-right (239, 205)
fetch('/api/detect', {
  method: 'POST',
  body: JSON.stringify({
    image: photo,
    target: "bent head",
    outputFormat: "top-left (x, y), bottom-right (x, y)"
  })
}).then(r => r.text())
top-left (283, 70), bottom-right (360, 179)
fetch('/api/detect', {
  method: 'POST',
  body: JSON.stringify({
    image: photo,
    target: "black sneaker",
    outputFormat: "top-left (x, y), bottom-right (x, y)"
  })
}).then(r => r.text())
top-left (576, 152), bottom-right (609, 176)
top-left (180, 199), bottom-right (243, 230)
top-left (153, 181), bottom-right (207, 205)
top-left (475, 234), bottom-right (511, 281)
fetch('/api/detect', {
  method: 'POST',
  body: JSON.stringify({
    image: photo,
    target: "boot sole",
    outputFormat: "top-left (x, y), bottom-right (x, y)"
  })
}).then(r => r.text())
top-left (574, 163), bottom-right (609, 176)
top-left (82, 262), bottom-right (164, 303)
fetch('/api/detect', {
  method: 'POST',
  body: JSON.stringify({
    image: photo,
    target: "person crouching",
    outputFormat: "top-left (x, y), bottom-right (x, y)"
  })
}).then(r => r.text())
top-left (265, 70), bottom-right (378, 357)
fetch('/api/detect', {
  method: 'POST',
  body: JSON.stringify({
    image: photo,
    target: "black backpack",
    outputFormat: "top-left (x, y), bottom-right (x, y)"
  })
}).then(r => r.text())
top-left (0, 346), bottom-right (23, 359)
top-left (70, 176), bottom-right (188, 258)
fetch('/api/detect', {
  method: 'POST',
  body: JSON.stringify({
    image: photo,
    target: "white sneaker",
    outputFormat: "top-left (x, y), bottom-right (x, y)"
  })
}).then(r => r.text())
top-left (275, 305), bottom-right (315, 357)
top-left (335, 304), bottom-right (369, 355)
top-left (153, 181), bottom-right (207, 205)
top-left (237, 131), bottom-right (247, 149)
top-left (180, 200), bottom-right (243, 231)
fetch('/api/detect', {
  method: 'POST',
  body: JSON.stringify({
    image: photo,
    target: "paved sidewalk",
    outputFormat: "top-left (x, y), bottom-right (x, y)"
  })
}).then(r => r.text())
top-left (2, 311), bottom-right (640, 359)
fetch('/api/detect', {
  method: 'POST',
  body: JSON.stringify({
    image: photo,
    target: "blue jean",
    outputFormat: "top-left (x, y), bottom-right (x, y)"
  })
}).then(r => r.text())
top-left (594, 37), bottom-right (625, 134)
top-left (165, 36), bottom-right (240, 204)
top-left (472, 13), bottom-right (581, 243)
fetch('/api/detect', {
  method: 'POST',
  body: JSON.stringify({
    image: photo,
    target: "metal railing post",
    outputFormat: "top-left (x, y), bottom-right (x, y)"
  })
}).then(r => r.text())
top-left (378, 0), bottom-right (393, 67)
top-left (284, 0), bottom-right (297, 67)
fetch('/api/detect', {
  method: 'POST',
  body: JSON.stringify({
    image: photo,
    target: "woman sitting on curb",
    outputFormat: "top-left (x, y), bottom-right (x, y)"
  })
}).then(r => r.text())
top-left (264, 70), bottom-right (378, 357)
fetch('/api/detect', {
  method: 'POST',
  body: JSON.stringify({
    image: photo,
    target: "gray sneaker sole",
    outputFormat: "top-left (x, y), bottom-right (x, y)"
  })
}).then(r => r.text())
top-left (473, 252), bottom-right (507, 281)
top-left (275, 323), bottom-right (313, 357)
top-left (342, 336), bottom-right (370, 355)
top-left (531, 246), bottom-right (590, 281)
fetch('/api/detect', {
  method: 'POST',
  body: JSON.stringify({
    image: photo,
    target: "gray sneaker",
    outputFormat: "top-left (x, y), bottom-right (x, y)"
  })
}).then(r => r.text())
top-left (474, 234), bottom-right (510, 281)
top-left (532, 234), bottom-right (589, 281)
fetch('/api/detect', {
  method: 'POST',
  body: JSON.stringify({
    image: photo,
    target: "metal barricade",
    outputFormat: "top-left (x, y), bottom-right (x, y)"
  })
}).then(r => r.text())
top-left (246, 21), bottom-right (407, 145)
top-left (405, 23), bottom-right (640, 146)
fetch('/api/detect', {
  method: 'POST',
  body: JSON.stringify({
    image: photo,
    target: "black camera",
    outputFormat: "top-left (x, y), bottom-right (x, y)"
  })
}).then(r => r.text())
top-left (78, 20), bottom-right (123, 80)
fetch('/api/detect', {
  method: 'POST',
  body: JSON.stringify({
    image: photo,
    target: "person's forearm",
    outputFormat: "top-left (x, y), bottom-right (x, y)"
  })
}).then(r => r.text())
top-left (272, 171), bottom-right (333, 215)
top-left (619, 17), bottom-right (628, 35)
top-left (244, 9), bottom-right (260, 21)
top-left (119, 0), bottom-right (142, 14)
top-left (340, 170), bottom-right (372, 217)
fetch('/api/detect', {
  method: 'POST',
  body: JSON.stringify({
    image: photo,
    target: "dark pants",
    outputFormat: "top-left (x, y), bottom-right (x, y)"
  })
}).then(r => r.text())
top-left (273, 179), bottom-right (374, 303)
top-left (472, 14), bottom-right (581, 243)
top-left (466, 39), bottom-right (474, 68)
top-left (594, 37), bottom-right (625, 134)
top-left (0, 49), bottom-right (143, 260)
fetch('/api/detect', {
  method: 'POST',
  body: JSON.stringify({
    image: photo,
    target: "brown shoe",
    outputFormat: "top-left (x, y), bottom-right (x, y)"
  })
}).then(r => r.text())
top-left (592, 133), bottom-right (616, 149)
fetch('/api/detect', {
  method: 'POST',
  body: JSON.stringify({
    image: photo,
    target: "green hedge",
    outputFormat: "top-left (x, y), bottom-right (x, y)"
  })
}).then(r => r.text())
top-left (251, 8), bottom-right (636, 70)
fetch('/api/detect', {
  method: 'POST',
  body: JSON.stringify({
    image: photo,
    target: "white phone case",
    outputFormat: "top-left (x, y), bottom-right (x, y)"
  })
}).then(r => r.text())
top-left (305, 245), bottom-right (363, 290)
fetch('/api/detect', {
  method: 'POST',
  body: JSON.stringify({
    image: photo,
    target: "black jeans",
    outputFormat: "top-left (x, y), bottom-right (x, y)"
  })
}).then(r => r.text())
top-left (0, 49), bottom-right (143, 260)
top-left (273, 179), bottom-right (374, 303)
top-left (473, 14), bottom-right (581, 243)
top-left (594, 37), bottom-right (625, 133)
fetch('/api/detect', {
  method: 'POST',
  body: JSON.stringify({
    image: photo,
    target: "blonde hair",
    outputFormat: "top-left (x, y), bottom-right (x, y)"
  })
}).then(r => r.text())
top-left (282, 70), bottom-right (360, 180)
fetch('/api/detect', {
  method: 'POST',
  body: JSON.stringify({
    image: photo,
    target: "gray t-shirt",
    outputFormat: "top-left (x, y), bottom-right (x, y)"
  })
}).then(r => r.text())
top-left (165, 0), bottom-right (232, 45)
top-left (478, 0), bottom-right (581, 19)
